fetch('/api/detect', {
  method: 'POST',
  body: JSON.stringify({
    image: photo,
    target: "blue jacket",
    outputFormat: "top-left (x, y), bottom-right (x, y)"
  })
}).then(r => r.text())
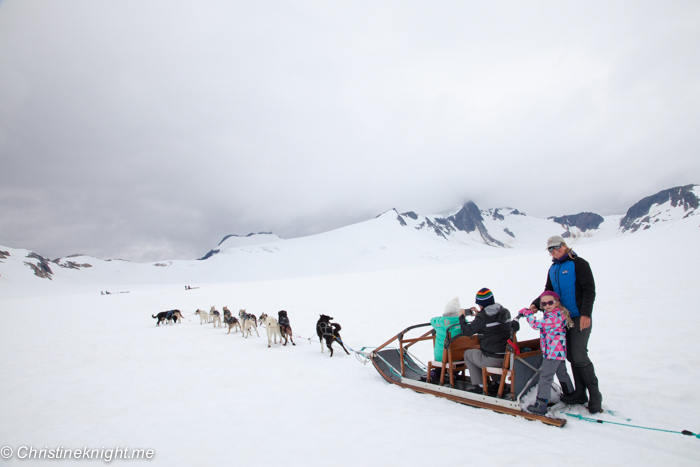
top-left (538, 251), bottom-right (596, 318)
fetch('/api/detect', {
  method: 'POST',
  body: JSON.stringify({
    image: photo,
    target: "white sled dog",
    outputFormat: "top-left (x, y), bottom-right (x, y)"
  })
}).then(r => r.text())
top-left (194, 309), bottom-right (209, 325)
top-left (210, 306), bottom-right (222, 328)
top-left (262, 315), bottom-right (282, 348)
top-left (241, 312), bottom-right (260, 338)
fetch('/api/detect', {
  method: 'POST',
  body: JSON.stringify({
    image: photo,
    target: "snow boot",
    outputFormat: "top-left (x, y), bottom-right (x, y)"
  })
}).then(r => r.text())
top-left (428, 369), bottom-right (440, 384)
top-left (527, 397), bottom-right (548, 415)
top-left (581, 363), bottom-right (603, 414)
top-left (561, 365), bottom-right (588, 405)
top-left (560, 381), bottom-right (573, 397)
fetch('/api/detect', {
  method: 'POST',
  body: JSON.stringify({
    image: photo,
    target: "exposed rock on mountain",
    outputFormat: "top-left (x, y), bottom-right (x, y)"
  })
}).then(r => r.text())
top-left (619, 184), bottom-right (699, 233)
top-left (397, 201), bottom-right (507, 247)
top-left (51, 256), bottom-right (92, 270)
top-left (448, 202), bottom-right (506, 247)
top-left (396, 212), bottom-right (407, 226)
top-left (550, 212), bottom-right (605, 238)
top-left (491, 210), bottom-right (505, 221)
top-left (25, 252), bottom-right (53, 279)
top-left (200, 232), bottom-right (280, 260)
top-left (198, 249), bottom-right (220, 261)
top-left (56, 260), bottom-right (92, 270)
top-left (217, 232), bottom-right (274, 246)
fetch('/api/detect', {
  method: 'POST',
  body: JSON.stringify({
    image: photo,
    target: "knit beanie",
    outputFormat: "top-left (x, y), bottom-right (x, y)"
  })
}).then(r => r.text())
top-left (443, 297), bottom-right (461, 317)
top-left (475, 288), bottom-right (495, 307)
top-left (539, 290), bottom-right (561, 301)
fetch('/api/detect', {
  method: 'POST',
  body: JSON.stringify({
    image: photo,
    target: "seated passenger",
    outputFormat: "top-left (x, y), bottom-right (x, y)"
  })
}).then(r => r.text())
top-left (425, 297), bottom-right (462, 383)
top-left (458, 288), bottom-right (513, 394)
top-left (430, 297), bottom-right (462, 362)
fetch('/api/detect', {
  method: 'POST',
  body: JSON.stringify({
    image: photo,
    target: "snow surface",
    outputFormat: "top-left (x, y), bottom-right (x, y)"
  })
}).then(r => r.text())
top-left (1, 211), bottom-right (700, 466)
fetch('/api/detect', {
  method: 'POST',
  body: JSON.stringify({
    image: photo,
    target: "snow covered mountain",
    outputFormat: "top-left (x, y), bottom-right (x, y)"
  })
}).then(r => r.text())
top-left (619, 184), bottom-right (699, 233)
top-left (198, 232), bottom-right (282, 260)
top-left (392, 184), bottom-right (698, 247)
top-left (1, 184), bottom-right (698, 289)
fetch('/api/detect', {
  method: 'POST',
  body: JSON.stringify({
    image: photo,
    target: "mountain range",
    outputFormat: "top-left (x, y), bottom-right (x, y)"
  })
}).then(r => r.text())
top-left (1, 184), bottom-right (698, 287)
top-left (193, 184), bottom-right (698, 264)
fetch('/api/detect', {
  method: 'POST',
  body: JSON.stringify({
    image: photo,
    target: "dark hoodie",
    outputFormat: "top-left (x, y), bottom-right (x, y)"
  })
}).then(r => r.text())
top-left (458, 303), bottom-right (512, 358)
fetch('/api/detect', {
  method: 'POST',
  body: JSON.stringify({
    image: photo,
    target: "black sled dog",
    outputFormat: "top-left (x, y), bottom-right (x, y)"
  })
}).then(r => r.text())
top-left (152, 309), bottom-right (182, 326)
top-left (316, 314), bottom-right (349, 357)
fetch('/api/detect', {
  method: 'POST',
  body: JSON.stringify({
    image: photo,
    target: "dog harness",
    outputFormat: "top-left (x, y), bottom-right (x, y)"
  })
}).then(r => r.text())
top-left (279, 316), bottom-right (291, 332)
top-left (318, 321), bottom-right (335, 339)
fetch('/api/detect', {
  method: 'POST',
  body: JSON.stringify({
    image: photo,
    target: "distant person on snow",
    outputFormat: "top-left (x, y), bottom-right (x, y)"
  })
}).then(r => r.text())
top-left (530, 235), bottom-right (602, 413)
top-left (458, 288), bottom-right (514, 394)
top-left (520, 291), bottom-right (574, 414)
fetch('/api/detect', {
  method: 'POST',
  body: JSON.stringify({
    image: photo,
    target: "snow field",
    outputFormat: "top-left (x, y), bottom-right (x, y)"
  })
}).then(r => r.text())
top-left (2, 219), bottom-right (700, 465)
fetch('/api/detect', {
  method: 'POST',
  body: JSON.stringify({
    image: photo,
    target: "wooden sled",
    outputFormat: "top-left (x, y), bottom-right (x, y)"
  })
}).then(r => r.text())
top-left (361, 323), bottom-right (566, 428)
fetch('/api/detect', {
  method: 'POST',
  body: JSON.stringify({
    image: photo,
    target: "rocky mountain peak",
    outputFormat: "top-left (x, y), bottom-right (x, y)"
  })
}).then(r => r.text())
top-left (550, 212), bottom-right (605, 233)
top-left (619, 184), bottom-right (699, 233)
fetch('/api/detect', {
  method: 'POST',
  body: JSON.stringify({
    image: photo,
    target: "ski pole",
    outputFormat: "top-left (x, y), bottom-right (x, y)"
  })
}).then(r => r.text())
top-left (564, 413), bottom-right (700, 439)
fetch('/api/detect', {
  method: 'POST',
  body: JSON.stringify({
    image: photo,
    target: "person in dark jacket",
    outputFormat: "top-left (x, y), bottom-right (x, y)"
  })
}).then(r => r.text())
top-left (459, 288), bottom-right (513, 394)
top-left (530, 235), bottom-right (603, 413)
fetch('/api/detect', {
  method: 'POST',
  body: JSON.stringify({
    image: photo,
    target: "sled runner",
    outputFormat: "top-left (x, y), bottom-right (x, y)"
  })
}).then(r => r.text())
top-left (361, 323), bottom-right (567, 428)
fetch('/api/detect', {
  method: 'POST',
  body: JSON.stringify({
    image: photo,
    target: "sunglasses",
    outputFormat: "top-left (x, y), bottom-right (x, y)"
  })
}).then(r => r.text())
top-left (540, 300), bottom-right (556, 306)
top-left (547, 244), bottom-right (563, 253)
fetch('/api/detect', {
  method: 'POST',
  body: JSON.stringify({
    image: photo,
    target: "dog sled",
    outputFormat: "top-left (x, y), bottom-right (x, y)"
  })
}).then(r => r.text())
top-left (359, 322), bottom-right (567, 427)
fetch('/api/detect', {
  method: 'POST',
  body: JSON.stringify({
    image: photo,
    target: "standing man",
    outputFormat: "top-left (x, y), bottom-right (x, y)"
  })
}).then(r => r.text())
top-left (530, 235), bottom-right (603, 413)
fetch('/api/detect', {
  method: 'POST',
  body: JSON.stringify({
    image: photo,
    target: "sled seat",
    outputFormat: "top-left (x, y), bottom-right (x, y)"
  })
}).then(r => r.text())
top-left (482, 356), bottom-right (512, 399)
top-left (481, 337), bottom-right (543, 399)
top-left (434, 334), bottom-right (480, 388)
top-left (426, 359), bottom-right (464, 386)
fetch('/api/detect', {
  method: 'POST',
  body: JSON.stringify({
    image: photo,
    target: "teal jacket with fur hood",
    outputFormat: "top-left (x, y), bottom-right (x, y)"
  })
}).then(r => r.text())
top-left (430, 297), bottom-right (461, 361)
top-left (430, 315), bottom-right (461, 361)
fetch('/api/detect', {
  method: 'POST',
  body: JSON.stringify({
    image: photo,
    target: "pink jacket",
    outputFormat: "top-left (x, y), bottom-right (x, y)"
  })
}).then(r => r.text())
top-left (520, 307), bottom-right (567, 361)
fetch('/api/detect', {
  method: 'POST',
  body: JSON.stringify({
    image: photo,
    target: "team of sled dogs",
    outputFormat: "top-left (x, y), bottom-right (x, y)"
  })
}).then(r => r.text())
top-left (152, 307), bottom-right (348, 356)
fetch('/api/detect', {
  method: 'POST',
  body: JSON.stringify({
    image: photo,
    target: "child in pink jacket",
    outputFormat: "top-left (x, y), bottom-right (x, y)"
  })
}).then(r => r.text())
top-left (520, 291), bottom-right (574, 414)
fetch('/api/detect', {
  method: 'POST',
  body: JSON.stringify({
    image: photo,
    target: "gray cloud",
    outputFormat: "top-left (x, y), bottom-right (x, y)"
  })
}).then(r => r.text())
top-left (1, 1), bottom-right (699, 261)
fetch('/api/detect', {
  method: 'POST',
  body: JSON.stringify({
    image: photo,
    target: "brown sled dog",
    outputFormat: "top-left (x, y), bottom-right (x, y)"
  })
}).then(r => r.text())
top-left (278, 310), bottom-right (295, 346)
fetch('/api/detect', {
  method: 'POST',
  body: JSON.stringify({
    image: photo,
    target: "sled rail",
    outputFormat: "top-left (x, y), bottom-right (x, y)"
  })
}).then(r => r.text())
top-left (371, 323), bottom-right (434, 378)
top-left (375, 322), bottom-right (432, 352)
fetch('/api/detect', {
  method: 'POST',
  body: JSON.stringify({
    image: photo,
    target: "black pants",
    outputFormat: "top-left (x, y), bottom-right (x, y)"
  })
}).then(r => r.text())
top-left (566, 316), bottom-right (592, 368)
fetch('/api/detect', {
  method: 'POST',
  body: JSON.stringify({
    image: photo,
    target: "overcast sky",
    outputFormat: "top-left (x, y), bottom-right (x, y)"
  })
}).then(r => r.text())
top-left (1, 1), bottom-right (699, 262)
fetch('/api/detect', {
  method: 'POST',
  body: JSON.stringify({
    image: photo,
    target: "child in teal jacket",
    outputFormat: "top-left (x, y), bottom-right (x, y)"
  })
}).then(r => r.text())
top-left (430, 297), bottom-right (461, 362)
